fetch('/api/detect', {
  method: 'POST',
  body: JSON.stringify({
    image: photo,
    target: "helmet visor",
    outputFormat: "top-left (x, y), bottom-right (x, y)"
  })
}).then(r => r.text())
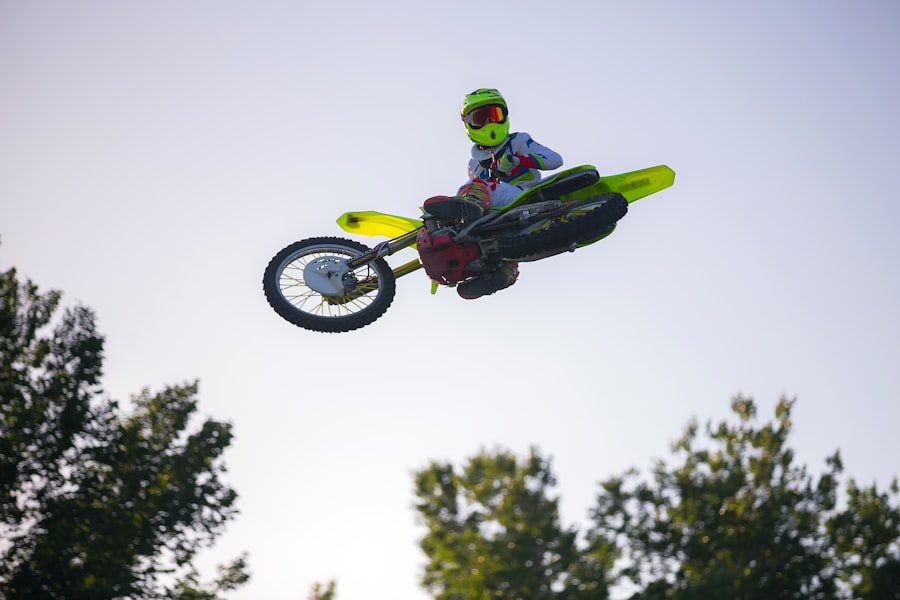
top-left (462, 104), bottom-right (508, 129)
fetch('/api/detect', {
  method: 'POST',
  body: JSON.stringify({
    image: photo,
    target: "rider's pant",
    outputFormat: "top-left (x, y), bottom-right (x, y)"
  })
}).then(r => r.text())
top-left (459, 180), bottom-right (524, 210)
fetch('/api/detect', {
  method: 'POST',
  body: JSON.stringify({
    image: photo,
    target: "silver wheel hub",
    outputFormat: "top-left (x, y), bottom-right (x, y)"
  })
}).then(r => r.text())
top-left (303, 256), bottom-right (352, 296)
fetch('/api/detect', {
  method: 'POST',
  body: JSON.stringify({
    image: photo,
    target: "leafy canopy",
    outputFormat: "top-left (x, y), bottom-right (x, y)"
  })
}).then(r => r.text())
top-left (0, 265), bottom-right (248, 599)
top-left (411, 398), bottom-right (900, 600)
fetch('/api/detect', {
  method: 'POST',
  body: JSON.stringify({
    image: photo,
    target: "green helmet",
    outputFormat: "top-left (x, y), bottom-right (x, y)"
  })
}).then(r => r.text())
top-left (461, 88), bottom-right (509, 146)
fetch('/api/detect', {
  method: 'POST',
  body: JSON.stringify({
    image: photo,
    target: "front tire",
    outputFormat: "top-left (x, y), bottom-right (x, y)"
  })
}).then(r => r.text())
top-left (263, 236), bottom-right (396, 333)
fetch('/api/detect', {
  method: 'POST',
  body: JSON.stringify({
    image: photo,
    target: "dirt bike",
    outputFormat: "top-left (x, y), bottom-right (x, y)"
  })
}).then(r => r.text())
top-left (263, 164), bottom-right (675, 333)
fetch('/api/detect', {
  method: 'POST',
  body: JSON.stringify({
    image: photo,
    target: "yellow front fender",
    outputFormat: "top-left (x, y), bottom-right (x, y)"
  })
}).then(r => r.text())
top-left (336, 211), bottom-right (422, 238)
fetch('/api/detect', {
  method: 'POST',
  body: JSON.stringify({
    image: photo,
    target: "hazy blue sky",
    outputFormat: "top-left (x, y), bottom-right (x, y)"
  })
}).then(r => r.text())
top-left (2, 2), bottom-right (899, 598)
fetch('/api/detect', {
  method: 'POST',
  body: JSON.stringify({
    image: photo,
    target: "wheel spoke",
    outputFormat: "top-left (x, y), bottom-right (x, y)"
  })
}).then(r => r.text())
top-left (273, 244), bottom-right (385, 320)
top-left (263, 236), bottom-right (395, 332)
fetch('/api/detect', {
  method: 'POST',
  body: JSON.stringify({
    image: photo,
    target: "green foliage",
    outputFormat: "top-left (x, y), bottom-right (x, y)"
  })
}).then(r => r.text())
top-left (414, 447), bottom-right (612, 600)
top-left (308, 580), bottom-right (337, 600)
top-left (589, 395), bottom-right (900, 599)
top-left (165, 554), bottom-right (251, 600)
top-left (413, 398), bottom-right (900, 600)
top-left (0, 266), bottom-right (248, 598)
top-left (827, 478), bottom-right (900, 597)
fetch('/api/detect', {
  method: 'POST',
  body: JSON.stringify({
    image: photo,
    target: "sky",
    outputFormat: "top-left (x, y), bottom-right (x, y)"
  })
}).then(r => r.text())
top-left (2, 1), bottom-right (899, 598)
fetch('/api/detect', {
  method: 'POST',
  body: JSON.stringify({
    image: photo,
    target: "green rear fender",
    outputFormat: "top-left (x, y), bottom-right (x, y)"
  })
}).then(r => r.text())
top-left (596, 164), bottom-right (675, 203)
top-left (500, 164), bottom-right (674, 208)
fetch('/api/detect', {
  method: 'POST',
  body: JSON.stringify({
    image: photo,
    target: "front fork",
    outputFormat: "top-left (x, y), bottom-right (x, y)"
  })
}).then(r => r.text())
top-left (346, 227), bottom-right (424, 280)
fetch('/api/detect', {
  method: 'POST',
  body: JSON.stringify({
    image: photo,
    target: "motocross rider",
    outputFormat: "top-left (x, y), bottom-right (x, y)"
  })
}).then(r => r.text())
top-left (424, 88), bottom-right (564, 299)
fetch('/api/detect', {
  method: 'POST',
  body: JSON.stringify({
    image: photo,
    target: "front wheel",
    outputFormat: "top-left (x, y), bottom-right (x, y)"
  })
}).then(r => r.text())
top-left (263, 236), bottom-right (396, 333)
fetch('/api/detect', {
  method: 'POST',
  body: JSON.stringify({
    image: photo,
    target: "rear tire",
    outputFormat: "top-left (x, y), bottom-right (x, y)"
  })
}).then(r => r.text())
top-left (497, 192), bottom-right (628, 260)
top-left (263, 237), bottom-right (396, 333)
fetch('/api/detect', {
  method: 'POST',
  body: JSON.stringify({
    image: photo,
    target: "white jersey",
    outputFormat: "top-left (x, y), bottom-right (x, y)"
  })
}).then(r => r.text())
top-left (465, 132), bottom-right (563, 209)
top-left (467, 132), bottom-right (563, 188)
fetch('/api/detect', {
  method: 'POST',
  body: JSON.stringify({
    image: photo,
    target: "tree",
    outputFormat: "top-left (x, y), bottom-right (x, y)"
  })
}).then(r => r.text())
top-left (588, 395), bottom-right (900, 600)
top-left (413, 447), bottom-right (612, 600)
top-left (410, 399), bottom-right (900, 600)
top-left (827, 477), bottom-right (900, 598)
top-left (0, 266), bottom-right (248, 598)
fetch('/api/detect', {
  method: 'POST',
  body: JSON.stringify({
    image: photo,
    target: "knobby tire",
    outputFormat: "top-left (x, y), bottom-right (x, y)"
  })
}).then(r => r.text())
top-left (263, 236), bottom-right (396, 333)
top-left (497, 193), bottom-right (628, 260)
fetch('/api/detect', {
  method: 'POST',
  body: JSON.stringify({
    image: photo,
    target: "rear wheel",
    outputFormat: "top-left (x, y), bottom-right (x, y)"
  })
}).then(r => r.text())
top-left (497, 192), bottom-right (628, 260)
top-left (263, 237), bottom-right (396, 333)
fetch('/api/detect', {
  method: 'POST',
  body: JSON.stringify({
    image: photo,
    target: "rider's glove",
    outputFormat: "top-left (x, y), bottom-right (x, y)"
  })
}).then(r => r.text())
top-left (496, 153), bottom-right (521, 175)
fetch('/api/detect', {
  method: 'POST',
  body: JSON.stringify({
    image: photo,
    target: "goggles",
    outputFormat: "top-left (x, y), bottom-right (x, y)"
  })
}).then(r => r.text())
top-left (462, 104), bottom-right (508, 129)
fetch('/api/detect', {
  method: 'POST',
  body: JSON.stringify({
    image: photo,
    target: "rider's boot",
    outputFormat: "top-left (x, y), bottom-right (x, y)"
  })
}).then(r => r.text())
top-left (423, 180), bottom-right (492, 222)
top-left (457, 262), bottom-right (519, 300)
